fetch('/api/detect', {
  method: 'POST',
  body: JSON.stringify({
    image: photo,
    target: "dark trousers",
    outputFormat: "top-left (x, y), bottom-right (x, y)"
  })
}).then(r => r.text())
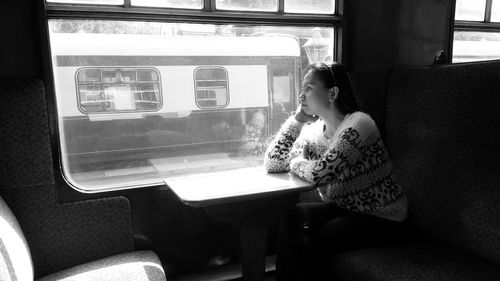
top-left (275, 202), bottom-right (407, 281)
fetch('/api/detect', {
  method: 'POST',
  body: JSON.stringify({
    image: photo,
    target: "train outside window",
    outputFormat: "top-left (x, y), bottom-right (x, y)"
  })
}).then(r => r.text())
top-left (48, 17), bottom-right (335, 191)
top-left (453, 0), bottom-right (500, 62)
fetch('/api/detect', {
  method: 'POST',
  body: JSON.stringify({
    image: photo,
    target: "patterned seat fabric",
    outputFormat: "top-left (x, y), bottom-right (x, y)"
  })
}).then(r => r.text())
top-left (0, 79), bottom-right (167, 280)
top-left (385, 61), bottom-right (500, 265)
top-left (1, 195), bottom-right (167, 281)
top-left (330, 237), bottom-right (500, 281)
top-left (328, 60), bottom-right (500, 280)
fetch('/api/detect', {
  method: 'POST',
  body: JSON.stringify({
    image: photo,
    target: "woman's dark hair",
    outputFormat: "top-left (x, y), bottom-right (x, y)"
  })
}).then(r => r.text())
top-left (305, 62), bottom-right (359, 115)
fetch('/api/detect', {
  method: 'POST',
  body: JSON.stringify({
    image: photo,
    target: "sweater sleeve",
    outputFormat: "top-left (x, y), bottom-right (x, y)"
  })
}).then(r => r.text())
top-left (264, 116), bottom-right (305, 173)
top-left (290, 126), bottom-right (363, 185)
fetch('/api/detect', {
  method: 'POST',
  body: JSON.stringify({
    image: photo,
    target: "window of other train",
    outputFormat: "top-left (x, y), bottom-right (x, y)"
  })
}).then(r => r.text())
top-left (45, 1), bottom-right (338, 192)
top-left (77, 68), bottom-right (161, 113)
top-left (453, 0), bottom-right (500, 62)
top-left (194, 67), bottom-right (230, 109)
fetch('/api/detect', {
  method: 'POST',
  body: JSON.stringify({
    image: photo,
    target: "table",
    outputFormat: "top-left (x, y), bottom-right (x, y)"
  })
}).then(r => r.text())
top-left (165, 166), bottom-right (314, 281)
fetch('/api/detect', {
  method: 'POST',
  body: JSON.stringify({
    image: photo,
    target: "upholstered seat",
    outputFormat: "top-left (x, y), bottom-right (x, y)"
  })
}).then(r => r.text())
top-left (0, 196), bottom-right (166, 281)
top-left (330, 237), bottom-right (500, 281)
top-left (325, 60), bottom-right (500, 280)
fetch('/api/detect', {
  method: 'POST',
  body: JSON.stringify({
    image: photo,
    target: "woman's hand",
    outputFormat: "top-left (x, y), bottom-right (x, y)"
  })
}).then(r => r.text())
top-left (294, 105), bottom-right (319, 123)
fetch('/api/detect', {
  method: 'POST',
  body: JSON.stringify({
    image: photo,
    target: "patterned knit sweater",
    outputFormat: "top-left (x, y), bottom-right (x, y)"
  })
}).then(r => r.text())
top-left (264, 112), bottom-right (408, 222)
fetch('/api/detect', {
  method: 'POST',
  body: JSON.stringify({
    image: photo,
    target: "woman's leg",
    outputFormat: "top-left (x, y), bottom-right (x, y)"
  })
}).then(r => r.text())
top-left (275, 202), bottom-right (342, 281)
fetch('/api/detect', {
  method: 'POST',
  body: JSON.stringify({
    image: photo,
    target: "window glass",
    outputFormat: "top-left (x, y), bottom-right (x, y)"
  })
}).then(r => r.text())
top-left (491, 0), bottom-right (500, 22)
top-left (285, 0), bottom-right (335, 14)
top-left (131, 0), bottom-right (203, 9)
top-left (216, 0), bottom-right (278, 12)
top-left (453, 31), bottom-right (500, 63)
top-left (194, 67), bottom-right (229, 108)
top-left (455, 0), bottom-right (486, 21)
top-left (48, 19), bottom-right (334, 191)
top-left (47, 0), bottom-right (123, 4)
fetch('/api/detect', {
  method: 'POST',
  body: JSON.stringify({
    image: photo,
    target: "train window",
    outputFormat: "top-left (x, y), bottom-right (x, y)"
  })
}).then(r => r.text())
top-left (216, 0), bottom-right (277, 12)
top-left (45, 2), bottom-right (338, 191)
top-left (194, 67), bottom-right (229, 109)
top-left (285, 0), bottom-right (335, 14)
top-left (453, 0), bottom-right (500, 62)
top-left (455, 0), bottom-right (486, 21)
top-left (132, 0), bottom-right (203, 9)
top-left (492, 1), bottom-right (500, 22)
top-left (46, 0), bottom-right (123, 4)
top-left (76, 68), bottom-right (161, 114)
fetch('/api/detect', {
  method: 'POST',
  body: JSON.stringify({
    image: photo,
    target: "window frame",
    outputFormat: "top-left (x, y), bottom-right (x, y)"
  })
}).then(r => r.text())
top-left (193, 66), bottom-right (230, 110)
top-left (40, 0), bottom-right (343, 195)
top-left (43, 0), bottom-right (341, 29)
top-left (452, 0), bottom-right (500, 62)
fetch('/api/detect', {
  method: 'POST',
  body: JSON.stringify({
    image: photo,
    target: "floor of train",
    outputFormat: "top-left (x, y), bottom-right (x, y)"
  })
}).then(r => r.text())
top-left (168, 254), bottom-right (276, 281)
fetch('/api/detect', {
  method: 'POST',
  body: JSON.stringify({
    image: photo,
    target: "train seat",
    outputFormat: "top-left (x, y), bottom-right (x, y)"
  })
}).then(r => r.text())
top-left (0, 79), bottom-right (166, 281)
top-left (1, 195), bottom-right (166, 281)
top-left (328, 60), bottom-right (500, 280)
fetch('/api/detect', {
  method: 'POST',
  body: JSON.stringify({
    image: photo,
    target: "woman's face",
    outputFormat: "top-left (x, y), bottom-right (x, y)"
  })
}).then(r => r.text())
top-left (298, 70), bottom-right (331, 116)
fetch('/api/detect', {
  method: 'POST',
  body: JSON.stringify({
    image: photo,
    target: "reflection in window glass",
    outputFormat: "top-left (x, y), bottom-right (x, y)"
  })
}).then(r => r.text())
top-left (453, 31), bottom-right (500, 62)
top-left (285, 0), bottom-right (335, 14)
top-left (491, 0), bottom-right (500, 22)
top-left (48, 19), bottom-right (334, 191)
top-left (216, 0), bottom-right (277, 12)
top-left (47, 0), bottom-right (123, 4)
top-left (131, 0), bottom-right (203, 9)
top-left (455, 0), bottom-right (486, 21)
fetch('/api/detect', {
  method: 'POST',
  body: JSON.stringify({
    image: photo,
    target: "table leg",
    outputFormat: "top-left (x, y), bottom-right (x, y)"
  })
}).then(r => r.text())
top-left (239, 226), bottom-right (267, 281)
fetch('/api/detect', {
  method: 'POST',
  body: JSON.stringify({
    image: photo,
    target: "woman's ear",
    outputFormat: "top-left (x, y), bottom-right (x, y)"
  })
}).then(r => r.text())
top-left (329, 86), bottom-right (339, 102)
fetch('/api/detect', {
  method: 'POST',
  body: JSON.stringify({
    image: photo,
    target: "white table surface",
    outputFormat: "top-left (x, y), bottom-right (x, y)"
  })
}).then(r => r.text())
top-left (165, 166), bottom-right (314, 207)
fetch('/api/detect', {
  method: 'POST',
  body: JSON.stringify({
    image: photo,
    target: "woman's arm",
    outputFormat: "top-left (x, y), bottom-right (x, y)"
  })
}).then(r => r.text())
top-left (290, 127), bottom-right (363, 185)
top-left (264, 116), bottom-right (306, 173)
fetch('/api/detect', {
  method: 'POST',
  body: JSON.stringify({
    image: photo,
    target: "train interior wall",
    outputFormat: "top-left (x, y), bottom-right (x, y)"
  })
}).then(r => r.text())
top-left (0, 0), bottom-right (454, 278)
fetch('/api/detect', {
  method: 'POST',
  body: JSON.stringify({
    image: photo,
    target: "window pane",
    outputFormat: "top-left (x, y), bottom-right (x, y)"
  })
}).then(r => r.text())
top-left (48, 19), bottom-right (334, 191)
top-left (216, 0), bottom-right (278, 12)
top-left (285, 0), bottom-right (335, 14)
top-left (131, 0), bottom-right (203, 9)
top-left (455, 0), bottom-right (486, 21)
top-left (453, 31), bottom-right (500, 63)
top-left (491, 0), bottom-right (500, 22)
top-left (46, 0), bottom-right (123, 4)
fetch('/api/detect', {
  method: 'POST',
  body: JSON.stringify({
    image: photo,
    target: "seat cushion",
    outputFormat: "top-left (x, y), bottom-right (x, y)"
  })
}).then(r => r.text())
top-left (385, 61), bottom-right (500, 265)
top-left (329, 238), bottom-right (500, 281)
top-left (37, 251), bottom-right (166, 281)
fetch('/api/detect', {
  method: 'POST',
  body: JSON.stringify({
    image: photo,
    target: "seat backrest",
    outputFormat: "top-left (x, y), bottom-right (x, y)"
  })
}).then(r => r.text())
top-left (385, 60), bottom-right (500, 265)
top-left (0, 196), bottom-right (33, 281)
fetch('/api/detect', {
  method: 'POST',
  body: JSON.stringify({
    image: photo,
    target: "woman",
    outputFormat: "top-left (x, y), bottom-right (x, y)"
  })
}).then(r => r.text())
top-left (264, 62), bottom-right (408, 281)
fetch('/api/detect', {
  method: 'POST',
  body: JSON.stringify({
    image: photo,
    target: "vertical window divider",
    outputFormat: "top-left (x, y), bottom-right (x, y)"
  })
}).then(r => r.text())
top-left (278, 0), bottom-right (284, 14)
top-left (485, 0), bottom-right (493, 22)
top-left (124, 0), bottom-right (131, 9)
top-left (205, 0), bottom-right (215, 12)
